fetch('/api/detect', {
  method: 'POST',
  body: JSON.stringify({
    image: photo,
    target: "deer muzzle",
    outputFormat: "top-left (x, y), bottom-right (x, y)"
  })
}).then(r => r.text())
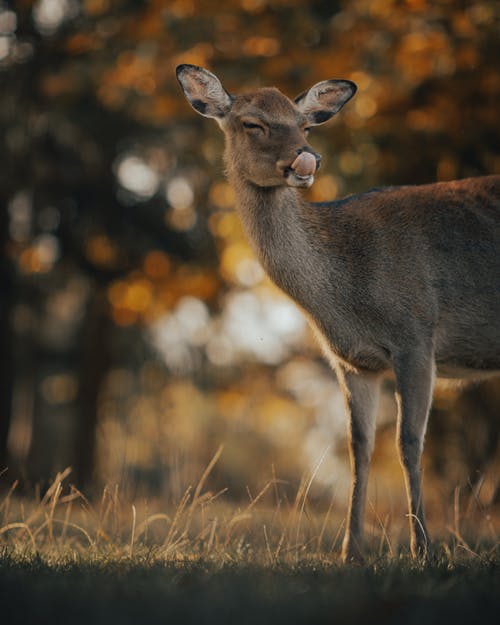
top-left (286, 151), bottom-right (318, 188)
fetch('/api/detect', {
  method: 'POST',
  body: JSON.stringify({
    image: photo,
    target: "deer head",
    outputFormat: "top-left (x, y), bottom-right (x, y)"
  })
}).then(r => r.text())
top-left (176, 64), bottom-right (356, 189)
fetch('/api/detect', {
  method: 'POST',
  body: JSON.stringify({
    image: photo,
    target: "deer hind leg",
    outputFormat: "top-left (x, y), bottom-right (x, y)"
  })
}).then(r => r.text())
top-left (393, 348), bottom-right (435, 559)
top-left (336, 366), bottom-right (381, 563)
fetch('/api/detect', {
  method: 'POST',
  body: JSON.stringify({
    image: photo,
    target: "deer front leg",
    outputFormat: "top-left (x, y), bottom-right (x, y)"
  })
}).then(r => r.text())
top-left (393, 349), bottom-right (435, 559)
top-left (336, 366), bottom-right (381, 563)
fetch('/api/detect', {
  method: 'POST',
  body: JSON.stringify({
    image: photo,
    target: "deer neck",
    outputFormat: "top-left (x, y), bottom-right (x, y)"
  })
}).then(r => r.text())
top-left (228, 175), bottom-right (322, 298)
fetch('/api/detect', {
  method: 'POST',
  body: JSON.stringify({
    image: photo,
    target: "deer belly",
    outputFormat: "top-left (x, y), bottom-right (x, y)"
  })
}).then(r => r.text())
top-left (308, 317), bottom-right (391, 373)
top-left (434, 318), bottom-right (500, 378)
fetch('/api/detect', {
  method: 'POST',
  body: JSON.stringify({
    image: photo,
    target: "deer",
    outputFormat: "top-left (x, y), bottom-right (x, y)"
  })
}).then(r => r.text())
top-left (176, 63), bottom-right (500, 562)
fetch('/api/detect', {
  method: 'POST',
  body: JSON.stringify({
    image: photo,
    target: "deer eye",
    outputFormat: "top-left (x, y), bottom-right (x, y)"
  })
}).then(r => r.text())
top-left (304, 127), bottom-right (312, 135)
top-left (242, 121), bottom-right (265, 133)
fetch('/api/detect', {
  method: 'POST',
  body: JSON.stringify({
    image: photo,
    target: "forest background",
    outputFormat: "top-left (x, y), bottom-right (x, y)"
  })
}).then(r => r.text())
top-left (0, 1), bottom-right (498, 531)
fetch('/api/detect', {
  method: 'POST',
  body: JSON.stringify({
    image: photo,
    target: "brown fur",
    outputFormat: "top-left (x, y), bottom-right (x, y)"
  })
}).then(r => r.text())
top-left (177, 64), bottom-right (500, 561)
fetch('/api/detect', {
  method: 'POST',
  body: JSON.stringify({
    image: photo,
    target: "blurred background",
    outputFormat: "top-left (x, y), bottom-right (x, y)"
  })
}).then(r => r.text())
top-left (0, 0), bottom-right (498, 513)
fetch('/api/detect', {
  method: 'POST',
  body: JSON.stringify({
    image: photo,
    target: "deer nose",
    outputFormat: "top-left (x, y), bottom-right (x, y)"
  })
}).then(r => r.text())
top-left (297, 147), bottom-right (321, 171)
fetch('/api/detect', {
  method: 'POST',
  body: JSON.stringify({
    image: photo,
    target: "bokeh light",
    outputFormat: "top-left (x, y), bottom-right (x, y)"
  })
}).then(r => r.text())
top-left (0, 0), bottom-right (498, 512)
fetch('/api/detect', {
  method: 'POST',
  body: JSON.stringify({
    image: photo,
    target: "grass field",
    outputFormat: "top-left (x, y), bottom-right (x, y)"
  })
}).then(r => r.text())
top-left (1, 463), bottom-right (498, 624)
top-left (2, 552), bottom-right (499, 625)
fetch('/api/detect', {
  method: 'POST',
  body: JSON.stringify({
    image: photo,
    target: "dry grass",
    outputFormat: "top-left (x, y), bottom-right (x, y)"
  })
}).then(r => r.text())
top-left (0, 459), bottom-right (348, 566)
top-left (0, 452), bottom-right (499, 624)
top-left (0, 447), bottom-right (498, 566)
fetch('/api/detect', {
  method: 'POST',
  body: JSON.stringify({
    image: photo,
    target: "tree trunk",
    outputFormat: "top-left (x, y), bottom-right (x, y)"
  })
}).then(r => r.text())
top-left (0, 204), bottom-right (14, 475)
top-left (74, 287), bottom-right (111, 489)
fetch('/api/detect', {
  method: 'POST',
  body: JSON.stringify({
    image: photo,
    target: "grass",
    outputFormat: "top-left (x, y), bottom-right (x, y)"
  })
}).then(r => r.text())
top-left (0, 455), bottom-right (499, 624)
top-left (2, 553), bottom-right (499, 625)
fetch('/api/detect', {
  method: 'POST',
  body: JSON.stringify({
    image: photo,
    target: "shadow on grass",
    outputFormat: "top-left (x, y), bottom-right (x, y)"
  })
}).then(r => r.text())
top-left (1, 551), bottom-right (499, 625)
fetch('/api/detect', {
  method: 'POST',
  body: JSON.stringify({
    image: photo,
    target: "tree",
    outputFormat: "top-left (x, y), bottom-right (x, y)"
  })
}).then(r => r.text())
top-left (0, 0), bottom-right (498, 498)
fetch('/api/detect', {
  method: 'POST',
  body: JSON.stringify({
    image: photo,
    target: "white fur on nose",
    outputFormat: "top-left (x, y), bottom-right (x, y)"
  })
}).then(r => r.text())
top-left (291, 152), bottom-right (317, 177)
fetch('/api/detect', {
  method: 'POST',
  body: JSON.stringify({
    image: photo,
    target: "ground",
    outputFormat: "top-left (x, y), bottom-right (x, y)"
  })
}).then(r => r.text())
top-left (0, 468), bottom-right (498, 624)
top-left (1, 550), bottom-right (499, 625)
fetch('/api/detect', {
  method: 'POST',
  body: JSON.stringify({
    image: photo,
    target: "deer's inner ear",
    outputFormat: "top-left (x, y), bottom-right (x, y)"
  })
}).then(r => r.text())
top-left (176, 64), bottom-right (233, 119)
top-left (295, 79), bottom-right (357, 125)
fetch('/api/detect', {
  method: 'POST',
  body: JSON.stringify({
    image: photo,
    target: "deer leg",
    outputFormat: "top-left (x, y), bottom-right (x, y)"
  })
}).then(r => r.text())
top-left (393, 349), bottom-right (435, 558)
top-left (336, 366), bottom-right (380, 563)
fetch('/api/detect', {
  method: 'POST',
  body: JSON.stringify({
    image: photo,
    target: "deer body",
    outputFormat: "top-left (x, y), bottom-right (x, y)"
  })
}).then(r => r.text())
top-left (177, 64), bottom-right (500, 561)
top-left (231, 178), bottom-right (500, 377)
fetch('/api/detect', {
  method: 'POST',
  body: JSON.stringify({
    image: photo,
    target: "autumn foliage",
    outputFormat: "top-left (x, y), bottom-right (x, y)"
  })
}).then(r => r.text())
top-left (0, 1), bottom-right (498, 511)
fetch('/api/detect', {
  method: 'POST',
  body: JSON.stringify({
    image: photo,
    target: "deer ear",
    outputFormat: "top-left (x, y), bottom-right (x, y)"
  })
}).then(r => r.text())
top-left (295, 79), bottom-right (357, 125)
top-left (176, 64), bottom-right (233, 119)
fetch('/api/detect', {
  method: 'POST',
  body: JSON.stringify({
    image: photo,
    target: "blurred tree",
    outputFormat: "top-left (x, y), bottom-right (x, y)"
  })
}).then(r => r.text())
top-left (0, 190), bottom-right (14, 473)
top-left (0, 0), bottom-right (219, 486)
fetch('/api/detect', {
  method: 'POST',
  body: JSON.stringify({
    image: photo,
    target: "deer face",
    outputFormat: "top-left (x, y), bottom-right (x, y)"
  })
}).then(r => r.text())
top-left (221, 88), bottom-right (320, 188)
top-left (176, 65), bottom-right (356, 189)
